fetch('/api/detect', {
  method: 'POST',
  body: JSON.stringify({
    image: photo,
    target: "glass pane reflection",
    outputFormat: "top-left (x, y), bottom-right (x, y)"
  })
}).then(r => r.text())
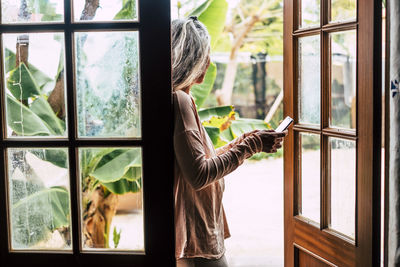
top-left (299, 0), bottom-right (320, 28)
top-left (330, 138), bottom-right (356, 239)
top-left (2, 0), bottom-right (64, 23)
top-left (298, 35), bottom-right (321, 125)
top-left (74, 0), bottom-right (138, 22)
top-left (75, 31), bottom-right (141, 138)
top-left (4, 33), bottom-right (67, 138)
top-left (79, 147), bottom-right (144, 251)
top-left (7, 148), bottom-right (71, 250)
top-left (330, 0), bottom-right (356, 23)
top-left (300, 133), bottom-right (320, 224)
top-left (330, 30), bottom-right (357, 129)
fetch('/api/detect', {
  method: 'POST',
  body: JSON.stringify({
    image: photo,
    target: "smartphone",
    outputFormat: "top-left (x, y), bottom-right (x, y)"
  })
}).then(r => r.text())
top-left (275, 116), bottom-right (293, 132)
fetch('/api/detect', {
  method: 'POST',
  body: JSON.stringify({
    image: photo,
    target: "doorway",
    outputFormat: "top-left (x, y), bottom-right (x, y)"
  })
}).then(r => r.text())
top-left (171, 0), bottom-right (285, 266)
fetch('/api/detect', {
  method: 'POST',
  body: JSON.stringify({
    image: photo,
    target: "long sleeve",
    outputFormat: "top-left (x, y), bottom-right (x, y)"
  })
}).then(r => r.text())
top-left (173, 90), bottom-right (263, 191)
top-left (215, 129), bottom-right (259, 156)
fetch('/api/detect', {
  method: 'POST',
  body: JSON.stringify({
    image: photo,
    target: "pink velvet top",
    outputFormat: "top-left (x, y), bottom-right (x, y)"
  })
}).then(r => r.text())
top-left (173, 90), bottom-right (263, 260)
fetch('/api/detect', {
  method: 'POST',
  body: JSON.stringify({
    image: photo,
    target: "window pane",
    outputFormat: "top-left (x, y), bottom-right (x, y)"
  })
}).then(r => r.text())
top-left (330, 0), bottom-right (356, 23)
top-left (299, 0), bottom-right (320, 28)
top-left (73, 0), bottom-right (138, 22)
top-left (75, 31), bottom-right (141, 138)
top-left (330, 30), bottom-right (357, 129)
top-left (299, 133), bottom-right (320, 223)
top-left (79, 147), bottom-right (144, 251)
top-left (2, 0), bottom-right (64, 23)
top-left (329, 138), bottom-right (356, 239)
top-left (4, 33), bottom-right (67, 138)
top-left (7, 148), bottom-right (71, 250)
top-left (298, 35), bottom-right (320, 125)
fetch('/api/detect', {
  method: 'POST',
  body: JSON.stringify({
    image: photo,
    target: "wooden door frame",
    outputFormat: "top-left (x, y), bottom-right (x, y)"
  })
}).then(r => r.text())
top-left (383, 0), bottom-right (390, 265)
top-left (0, 0), bottom-right (175, 266)
top-left (283, 0), bottom-right (382, 266)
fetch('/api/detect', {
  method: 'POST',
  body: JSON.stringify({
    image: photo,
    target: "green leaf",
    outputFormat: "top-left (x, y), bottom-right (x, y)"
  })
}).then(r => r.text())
top-left (201, 106), bottom-right (236, 134)
top-left (113, 227), bottom-right (122, 249)
top-left (83, 148), bottom-right (117, 177)
top-left (201, 114), bottom-right (270, 148)
top-left (5, 48), bottom-right (16, 73)
top-left (11, 181), bottom-right (69, 247)
top-left (213, 32), bottom-right (232, 52)
top-left (122, 166), bottom-right (142, 181)
top-left (204, 126), bottom-right (220, 144)
top-left (191, 62), bottom-right (217, 108)
top-left (7, 63), bottom-right (41, 100)
top-left (12, 187), bottom-right (70, 234)
top-left (189, 0), bottom-right (228, 107)
top-left (89, 148), bottom-right (143, 195)
top-left (187, 0), bottom-right (213, 17)
top-left (220, 127), bottom-right (234, 142)
top-left (114, 0), bottom-right (136, 20)
top-left (189, 0), bottom-right (228, 49)
top-left (198, 105), bottom-right (233, 121)
top-left (30, 97), bottom-right (65, 135)
top-left (91, 148), bottom-right (142, 184)
top-left (229, 118), bottom-right (270, 138)
top-left (7, 94), bottom-right (52, 136)
top-left (204, 126), bottom-right (228, 148)
top-left (102, 178), bottom-right (141, 195)
top-left (30, 64), bottom-right (53, 90)
top-left (31, 149), bottom-right (68, 169)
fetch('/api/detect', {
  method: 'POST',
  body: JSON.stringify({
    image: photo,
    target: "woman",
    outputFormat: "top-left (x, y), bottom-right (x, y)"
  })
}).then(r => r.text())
top-left (173, 17), bottom-right (287, 267)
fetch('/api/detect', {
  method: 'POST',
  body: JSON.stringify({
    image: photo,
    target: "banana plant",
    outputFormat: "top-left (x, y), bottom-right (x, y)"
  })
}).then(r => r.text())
top-left (189, 0), bottom-right (227, 108)
top-left (11, 179), bottom-right (70, 248)
top-left (80, 147), bottom-right (142, 248)
top-left (198, 106), bottom-right (271, 148)
top-left (190, 0), bottom-right (271, 147)
top-left (6, 58), bottom-right (143, 248)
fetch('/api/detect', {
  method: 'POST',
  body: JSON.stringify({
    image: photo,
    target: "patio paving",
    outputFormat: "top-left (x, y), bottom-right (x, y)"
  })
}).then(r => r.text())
top-left (223, 158), bottom-right (284, 267)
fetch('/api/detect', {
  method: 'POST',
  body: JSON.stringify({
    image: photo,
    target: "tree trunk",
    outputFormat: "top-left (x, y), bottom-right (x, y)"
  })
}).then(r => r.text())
top-left (16, 35), bottom-right (29, 67)
top-left (264, 89), bottom-right (283, 123)
top-left (16, 35), bottom-right (29, 107)
top-left (252, 53), bottom-right (267, 120)
top-left (216, 57), bottom-right (238, 106)
top-left (83, 185), bottom-right (119, 248)
top-left (48, 71), bottom-right (66, 119)
top-left (216, 15), bottom-right (260, 106)
top-left (80, 0), bottom-right (100, 20)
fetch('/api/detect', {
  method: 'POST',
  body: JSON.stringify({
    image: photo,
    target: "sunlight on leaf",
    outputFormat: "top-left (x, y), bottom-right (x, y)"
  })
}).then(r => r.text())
top-left (7, 63), bottom-right (41, 100)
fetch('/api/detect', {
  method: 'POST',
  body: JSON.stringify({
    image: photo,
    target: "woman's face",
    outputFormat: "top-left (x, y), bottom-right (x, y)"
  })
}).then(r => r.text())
top-left (194, 55), bottom-right (211, 85)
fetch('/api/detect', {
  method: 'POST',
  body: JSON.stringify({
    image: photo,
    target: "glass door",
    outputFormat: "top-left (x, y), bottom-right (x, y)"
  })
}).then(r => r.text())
top-left (283, 0), bottom-right (382, 266)
top-left (0, 0), bottom-right (174, 266)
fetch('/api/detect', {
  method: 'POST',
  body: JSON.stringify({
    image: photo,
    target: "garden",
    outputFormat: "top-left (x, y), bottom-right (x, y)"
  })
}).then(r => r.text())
top-left (6, 0), bottom-right (278, 252)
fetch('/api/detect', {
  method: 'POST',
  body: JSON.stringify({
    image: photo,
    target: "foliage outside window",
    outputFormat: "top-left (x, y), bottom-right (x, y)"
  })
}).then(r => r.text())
top-left (5, 0), bottom-right (274, 252)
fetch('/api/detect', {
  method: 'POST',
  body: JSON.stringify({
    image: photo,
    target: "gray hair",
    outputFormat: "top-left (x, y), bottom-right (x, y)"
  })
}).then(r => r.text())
top-left (171, 17), bottom-right (210, 91)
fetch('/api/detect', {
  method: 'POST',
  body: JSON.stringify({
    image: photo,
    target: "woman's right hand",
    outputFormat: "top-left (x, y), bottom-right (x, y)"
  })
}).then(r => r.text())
top-left (254, 130), bottom-right (288, 153)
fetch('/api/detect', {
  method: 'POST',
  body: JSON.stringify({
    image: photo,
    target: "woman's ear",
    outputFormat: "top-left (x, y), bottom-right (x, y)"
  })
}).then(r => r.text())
top-left (196, 70), bottom-right (207, 84)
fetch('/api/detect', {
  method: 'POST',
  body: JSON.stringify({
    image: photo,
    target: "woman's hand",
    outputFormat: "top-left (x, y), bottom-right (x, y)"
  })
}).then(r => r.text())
top-left (254, 130), bottom-right (288, 153)
top-left (242, 129), bottom-right (261, 139)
